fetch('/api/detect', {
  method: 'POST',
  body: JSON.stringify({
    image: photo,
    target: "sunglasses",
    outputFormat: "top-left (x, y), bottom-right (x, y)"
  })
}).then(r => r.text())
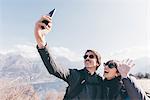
top-left (83, 54), bottom-right (95, 59)
top-left (103, 62), bottom-right (117, 69)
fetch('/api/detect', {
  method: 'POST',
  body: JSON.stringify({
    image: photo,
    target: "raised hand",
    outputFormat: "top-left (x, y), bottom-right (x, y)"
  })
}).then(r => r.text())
top-left (117, 59), bottom-right (135, 78)
top-left (34, 15), bottom-right (52, 48)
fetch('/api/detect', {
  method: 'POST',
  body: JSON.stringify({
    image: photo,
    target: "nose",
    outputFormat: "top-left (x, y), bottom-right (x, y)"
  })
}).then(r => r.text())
top-left (85, 58), bottom-right (90, 62)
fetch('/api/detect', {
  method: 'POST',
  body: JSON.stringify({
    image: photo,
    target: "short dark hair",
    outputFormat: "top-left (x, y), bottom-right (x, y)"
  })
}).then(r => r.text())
top-left (85, 49), bottom-right (101, 70)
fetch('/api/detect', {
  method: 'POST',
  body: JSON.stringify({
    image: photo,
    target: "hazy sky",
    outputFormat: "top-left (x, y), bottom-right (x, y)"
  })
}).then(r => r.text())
top-left (0, 0), bottom-right (150, 61)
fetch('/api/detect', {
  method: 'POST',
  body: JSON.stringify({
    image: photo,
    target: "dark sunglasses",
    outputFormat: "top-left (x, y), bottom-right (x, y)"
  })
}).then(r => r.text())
top-left (103, 62), bottom-right (117, 69)
top-left (83, 54), bottom-right (95, 59)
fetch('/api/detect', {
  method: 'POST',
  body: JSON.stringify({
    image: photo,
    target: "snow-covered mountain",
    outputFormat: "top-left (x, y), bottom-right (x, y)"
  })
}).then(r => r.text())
top-left (0, 51), bottom-right (83, 81)
top-left (0, 52), bottom-right (48, 80)
top-left (0, 50), bottom-right (150, 80)
top-left (0, 49), bottom-right (150, 99)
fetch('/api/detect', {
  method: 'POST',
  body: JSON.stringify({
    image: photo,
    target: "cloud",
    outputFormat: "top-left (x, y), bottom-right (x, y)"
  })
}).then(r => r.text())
top-left (0, 44), bottom-right (82, 62)
top-left (51, 47), bottom-right (82, 62)
top-left (105, 46), bottom-right (150, 61)
top-left (1, 44), bottom-right (149, 62)
top-left (0, 44), bottom-right (39, 59)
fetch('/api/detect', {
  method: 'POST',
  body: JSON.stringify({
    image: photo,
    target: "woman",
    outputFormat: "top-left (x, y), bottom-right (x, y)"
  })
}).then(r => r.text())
top-left (102, 59), bottom-right (149, 100)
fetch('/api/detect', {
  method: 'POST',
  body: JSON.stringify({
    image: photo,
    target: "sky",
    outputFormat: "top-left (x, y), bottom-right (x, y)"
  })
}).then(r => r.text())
top-left (0, 0), bottom-right (150, 62)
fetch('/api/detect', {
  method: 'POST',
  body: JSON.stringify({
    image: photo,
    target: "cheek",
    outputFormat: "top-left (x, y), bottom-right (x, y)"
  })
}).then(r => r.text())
top-left (92, 59), bottom-right (98, 65)
top-left (109, 70), bottom-right (117, 76)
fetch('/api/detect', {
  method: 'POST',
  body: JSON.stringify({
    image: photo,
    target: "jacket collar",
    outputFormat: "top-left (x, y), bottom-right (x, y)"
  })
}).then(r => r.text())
top-left (84, 68), bottom-right (97, 76)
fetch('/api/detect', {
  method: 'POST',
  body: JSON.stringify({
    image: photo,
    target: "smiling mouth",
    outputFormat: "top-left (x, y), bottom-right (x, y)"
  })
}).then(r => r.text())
top-left (104, 71), bottom-right (109, 73)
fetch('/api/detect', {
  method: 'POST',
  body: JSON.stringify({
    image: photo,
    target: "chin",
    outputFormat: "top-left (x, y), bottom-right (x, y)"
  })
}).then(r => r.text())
top-left (104, 77), bottom-right (111, 80)
top-left (103, 73), bottom-right (108, 76)
top-left (103, 74), bottom-right (110, 80)
top-left (85, 64), bottom-right (92, 68)
top-left (85, 66), bottom-right (94, 68)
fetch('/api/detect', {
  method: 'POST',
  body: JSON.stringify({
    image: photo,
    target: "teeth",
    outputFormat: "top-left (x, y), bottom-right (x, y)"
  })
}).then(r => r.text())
top-left (104, 71), bottom-right (108, 73)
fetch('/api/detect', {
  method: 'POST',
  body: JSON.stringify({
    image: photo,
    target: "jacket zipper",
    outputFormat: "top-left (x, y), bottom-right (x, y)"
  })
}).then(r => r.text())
top-left (106, 87), bottom-right (110, 100)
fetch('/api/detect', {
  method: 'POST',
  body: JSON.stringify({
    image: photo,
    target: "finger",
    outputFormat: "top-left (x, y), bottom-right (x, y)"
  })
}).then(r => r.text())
top-left (39, 16), bottom-right (51, 24)
top-left (39, 23), bottom-right (48, 29)
top-left (131, 63), bottom-right (135, 68)
top-left (128, 59), bottom-right (133, 65)
top-left (117, 62), bottom-right (122, 69)
top-left (122, 59), bottom-right (125, 63)
top-left (48, 22), bottom-right (52, 28)
top-left (45, 25), bottom-right (51, 30)
top-left (44, 15), bottom-right (52, 20)
top-left (42, 16), bottom-right (52, 22)
top-left (125, 58), bottom-right (129, 64)
top-left (39, 22), bottom-right (45, 27)
top-left (41, 23), bottom-right (51, 30)
top-left (118, 62), bottom-right (123, 68)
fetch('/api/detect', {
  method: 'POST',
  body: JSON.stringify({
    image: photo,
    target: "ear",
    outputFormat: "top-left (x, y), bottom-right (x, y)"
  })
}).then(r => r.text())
top-left (96, 63), bottom-right (100, 67)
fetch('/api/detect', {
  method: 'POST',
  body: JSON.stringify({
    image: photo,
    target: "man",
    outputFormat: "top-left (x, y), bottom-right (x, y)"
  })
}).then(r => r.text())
top-left (34, 15), bottom-right (103, 100)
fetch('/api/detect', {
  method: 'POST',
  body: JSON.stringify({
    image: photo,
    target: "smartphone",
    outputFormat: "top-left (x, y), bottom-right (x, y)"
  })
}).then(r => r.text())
top-left (41, 8), bottom-right (55, 29)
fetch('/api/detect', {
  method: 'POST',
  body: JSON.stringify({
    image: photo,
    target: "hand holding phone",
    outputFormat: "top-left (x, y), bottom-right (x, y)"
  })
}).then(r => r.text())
top-left (41, 9), bottom-right (55, 29)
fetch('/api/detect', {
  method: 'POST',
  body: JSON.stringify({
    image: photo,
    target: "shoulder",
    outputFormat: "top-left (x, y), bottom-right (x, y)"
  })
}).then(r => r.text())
top-left (68, 68), bottom-right (85, 78)
top-left (66, 69), bottom-right (83, 84)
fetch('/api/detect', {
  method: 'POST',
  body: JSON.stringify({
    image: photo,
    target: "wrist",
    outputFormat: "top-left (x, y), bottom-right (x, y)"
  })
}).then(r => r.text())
top-left (37, 41), bottom-right (47, 49)
top-left (121, 74), bottom-right (128, 79)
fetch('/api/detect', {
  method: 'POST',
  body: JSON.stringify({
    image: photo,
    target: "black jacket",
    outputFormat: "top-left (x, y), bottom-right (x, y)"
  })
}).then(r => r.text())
top-left (103, 76), bottom-right (128, 100)
top-left (102, 76), bottom-right (149, 100)
top-left (37, 46), bottom-right (103, 100)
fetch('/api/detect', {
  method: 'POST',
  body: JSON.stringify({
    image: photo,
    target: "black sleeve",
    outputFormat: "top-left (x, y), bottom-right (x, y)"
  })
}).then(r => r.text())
top-left (37, 45), bottom-right (80, 83)
top-left (122, 76), bottom-right (149, 100)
